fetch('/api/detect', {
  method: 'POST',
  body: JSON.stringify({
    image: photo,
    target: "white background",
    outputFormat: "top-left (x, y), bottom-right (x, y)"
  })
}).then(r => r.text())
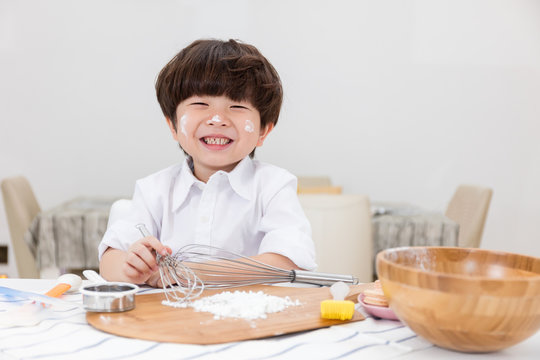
top-left (1, 0), bottom-right (539, 276)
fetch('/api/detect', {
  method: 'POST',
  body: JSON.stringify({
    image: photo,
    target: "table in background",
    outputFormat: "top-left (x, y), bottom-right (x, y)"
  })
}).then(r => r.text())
top-left (25, 198), bottom-right (459, 275)
top-left (2, 278), bottom-right (538, 359)
top-left (24, 197), bottom-right (120, 272)
top-left (371, 202), bottom-right (459, 276)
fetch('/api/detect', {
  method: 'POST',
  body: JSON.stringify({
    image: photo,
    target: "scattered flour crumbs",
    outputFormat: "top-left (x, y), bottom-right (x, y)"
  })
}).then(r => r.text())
top-left (163, 290), bottom-right (302, 320)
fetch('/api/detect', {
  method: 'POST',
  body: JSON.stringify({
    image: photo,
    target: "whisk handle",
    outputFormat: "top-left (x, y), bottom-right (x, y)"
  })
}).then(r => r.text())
top-left (292, 270), bottom-right (359, 286)
top-left (136, 223), bottom-right (152, 237)
top-left (136, 223), bottom-right (164, 262)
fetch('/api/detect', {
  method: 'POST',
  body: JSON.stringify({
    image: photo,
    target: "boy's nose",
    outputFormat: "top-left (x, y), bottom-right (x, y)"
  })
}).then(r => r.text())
top-left (206, 114), bottom-right (228, 126)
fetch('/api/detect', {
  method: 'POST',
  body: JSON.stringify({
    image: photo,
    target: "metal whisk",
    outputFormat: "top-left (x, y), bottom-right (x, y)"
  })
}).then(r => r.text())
top-left (136, 224), bottom-right (204, 304)
top-left (172, 244), bottom-right (359, 288)
top-left (137, 224), bottom-right (358, 304)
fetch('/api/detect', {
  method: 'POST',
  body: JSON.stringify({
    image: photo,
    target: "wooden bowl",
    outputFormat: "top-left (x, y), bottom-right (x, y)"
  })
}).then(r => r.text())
top-left (376, 247), bottom-right (540, 353)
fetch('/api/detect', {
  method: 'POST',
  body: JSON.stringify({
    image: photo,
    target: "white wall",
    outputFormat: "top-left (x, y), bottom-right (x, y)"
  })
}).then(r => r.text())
top-left (1, 0), bottom-right (539, 277)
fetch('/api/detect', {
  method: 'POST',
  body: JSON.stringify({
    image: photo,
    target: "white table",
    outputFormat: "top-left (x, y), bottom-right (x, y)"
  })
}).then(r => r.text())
top-left (1, 279), bottom-right (538, 360)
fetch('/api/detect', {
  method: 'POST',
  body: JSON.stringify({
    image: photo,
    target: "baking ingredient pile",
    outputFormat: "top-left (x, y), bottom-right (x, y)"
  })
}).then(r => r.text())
top-left (163, 290), bottom-right (301, 320)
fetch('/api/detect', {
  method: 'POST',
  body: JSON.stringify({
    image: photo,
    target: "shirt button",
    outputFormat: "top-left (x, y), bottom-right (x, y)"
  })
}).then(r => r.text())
top-left (200, 215), bottom-right (209, 223)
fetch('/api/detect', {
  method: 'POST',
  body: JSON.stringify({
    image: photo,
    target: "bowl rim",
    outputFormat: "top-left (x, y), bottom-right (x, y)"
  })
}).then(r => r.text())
top-left (376, 246), bottom-right (540, 283)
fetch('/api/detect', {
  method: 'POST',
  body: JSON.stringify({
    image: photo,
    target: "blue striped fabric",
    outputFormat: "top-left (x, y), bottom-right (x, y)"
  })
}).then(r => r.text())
top-left (0, 281), bottom-right (433, 360)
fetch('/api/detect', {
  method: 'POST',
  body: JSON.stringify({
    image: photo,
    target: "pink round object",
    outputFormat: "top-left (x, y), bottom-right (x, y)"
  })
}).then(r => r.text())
top-left (358, 294), bottom-right (400, 321)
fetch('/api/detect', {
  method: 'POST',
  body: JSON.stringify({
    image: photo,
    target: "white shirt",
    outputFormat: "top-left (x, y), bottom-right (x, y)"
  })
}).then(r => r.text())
top-left (99, 157), bottom-right (317, 271)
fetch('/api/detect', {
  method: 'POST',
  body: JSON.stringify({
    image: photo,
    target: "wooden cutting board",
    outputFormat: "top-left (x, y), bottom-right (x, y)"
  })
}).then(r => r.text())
top-left (86, 283), bottom-right (372, 344)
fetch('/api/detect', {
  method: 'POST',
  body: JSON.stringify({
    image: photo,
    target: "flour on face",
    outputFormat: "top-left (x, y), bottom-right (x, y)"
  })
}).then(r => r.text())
top-left (244, 119), bottom-right (255, 133)
top-left (207, 115), bottom-right (222, 125)
top-left (180, 114), bottom-right (188, 136)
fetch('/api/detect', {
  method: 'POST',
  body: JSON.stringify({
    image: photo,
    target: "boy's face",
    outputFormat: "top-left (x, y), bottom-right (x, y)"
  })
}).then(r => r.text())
top-left (167, 95), bottom-right (273, 182)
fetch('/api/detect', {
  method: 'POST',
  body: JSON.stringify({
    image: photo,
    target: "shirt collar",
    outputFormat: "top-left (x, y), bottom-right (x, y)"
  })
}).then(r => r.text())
top-left (222, 156), bottom-right (255, 201)
top-left (172, 156), bottom-right (255, 211)
top-left (172, 157), bottom-right (200, 212)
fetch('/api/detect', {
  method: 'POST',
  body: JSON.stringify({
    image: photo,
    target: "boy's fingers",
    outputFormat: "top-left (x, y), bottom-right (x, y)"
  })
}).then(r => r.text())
top-left (123, 263), bottom-right (145, 283)
top-left (126, 249), bottom-right (155, 272)
top-left (142, 237), bottom-right (169, 256)
top-left (140, 248), bottom-right (160, 271)
top-left (146, 272), bottom-right (162, 288)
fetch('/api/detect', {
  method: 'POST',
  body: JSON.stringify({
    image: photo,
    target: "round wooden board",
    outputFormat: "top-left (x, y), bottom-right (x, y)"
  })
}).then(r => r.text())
top-left (86, 284), bottom-right (369, 344)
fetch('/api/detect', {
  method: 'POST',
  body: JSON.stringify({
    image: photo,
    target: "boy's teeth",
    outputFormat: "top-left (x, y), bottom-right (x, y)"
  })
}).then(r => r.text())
top-left (204, 137), bottom-right (230, 145)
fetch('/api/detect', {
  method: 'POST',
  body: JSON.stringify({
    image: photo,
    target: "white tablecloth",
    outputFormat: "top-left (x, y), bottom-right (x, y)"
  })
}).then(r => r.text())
top-left (1, 279), bottom-right (538, 360)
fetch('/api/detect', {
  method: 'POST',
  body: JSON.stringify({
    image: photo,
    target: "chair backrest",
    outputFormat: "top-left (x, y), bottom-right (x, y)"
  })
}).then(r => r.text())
top-left (297, 176), bottom-right (332, 188)
top-left (297, 176), bottom-right (342, 194)
top-left (298, 194), bottom-right (372, 282)
top-left (445, 184), bottom-right (493, 248)
top-left (297, 186), bottom-right (343, 195)
top-left (1, 176), bottom-right (40, 278)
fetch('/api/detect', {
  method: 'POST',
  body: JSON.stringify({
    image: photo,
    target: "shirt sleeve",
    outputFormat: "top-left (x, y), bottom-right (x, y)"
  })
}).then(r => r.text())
top-left (98, 181), bottom-right (160, 260)
top-left (257, 174), bottom-right (317, 271)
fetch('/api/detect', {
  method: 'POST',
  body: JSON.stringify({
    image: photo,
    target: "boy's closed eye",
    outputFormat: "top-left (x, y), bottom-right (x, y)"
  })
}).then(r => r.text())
top-left (230, 105), bottom-right (250, 110)
top-left (190, 102), bottom-right (209, 107)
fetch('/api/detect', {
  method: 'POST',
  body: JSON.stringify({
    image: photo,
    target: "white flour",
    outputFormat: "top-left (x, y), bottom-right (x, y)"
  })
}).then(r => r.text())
top-left (244, 119), bottom-right (255, 133)
top-left (163, 290), bottom-right (301, 320)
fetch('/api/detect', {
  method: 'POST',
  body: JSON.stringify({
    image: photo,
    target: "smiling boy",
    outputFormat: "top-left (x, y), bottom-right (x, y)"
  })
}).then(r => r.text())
top-left (98, 39), bottom-right (316, 286)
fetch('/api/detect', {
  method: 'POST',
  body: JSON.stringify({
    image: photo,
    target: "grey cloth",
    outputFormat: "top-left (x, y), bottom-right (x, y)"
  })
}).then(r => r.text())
top-left (24, 197), bottom-right (117, 270)
top-left (371, 202), bottom-right (459, 276)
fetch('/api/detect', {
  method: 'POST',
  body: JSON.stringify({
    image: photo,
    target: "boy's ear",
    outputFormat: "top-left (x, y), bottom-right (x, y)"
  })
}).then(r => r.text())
top-left (256, 123), bottom-right (274, 147)
top-left (166, 117), bottom-right (179, 140)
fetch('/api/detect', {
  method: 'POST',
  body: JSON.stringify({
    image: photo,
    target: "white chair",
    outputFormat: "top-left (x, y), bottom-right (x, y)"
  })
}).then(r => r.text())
top-left (298, 194), bottom-right (373, 282)
top-left (445, 184), bottom-right (493, 248)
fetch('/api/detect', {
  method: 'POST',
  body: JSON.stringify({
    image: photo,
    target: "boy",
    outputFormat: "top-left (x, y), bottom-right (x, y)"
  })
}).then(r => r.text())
top-left (99, 39), bottom-right (316, 286)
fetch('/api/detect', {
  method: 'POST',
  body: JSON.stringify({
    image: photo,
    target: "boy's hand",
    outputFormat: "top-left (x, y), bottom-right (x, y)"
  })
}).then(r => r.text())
top-left (146, 271), bottom-right (164, 288)
top-left (123, 236), bottom-right (172, 285)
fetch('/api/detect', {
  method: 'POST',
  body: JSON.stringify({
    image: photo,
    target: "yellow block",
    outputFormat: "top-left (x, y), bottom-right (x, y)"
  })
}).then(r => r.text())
top-left (320, 300), bottom-right (355, 320)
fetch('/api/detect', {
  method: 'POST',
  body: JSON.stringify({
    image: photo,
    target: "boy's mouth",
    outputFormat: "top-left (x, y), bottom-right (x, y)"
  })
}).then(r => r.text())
top-left (201, 136), bottom-right (232, 145)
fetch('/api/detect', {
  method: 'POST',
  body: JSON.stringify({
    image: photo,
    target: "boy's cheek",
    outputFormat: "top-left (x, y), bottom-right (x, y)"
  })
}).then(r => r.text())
top-left (179, 114), bottom-right (189, 136)
top-left (244, 119), bottom-right (255, 133)
top-left (178, 113), bottom-right (200, 138)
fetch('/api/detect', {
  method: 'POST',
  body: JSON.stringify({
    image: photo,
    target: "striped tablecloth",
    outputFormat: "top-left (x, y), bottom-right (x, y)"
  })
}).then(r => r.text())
top-left (0, 279), bottom-right (433, 360)
top-left (3, 279), bottom-right (538, 360)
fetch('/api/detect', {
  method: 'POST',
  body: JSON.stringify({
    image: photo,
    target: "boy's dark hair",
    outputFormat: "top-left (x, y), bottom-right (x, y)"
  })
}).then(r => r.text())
top-left (156, 39), bottom-right (283, 134)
